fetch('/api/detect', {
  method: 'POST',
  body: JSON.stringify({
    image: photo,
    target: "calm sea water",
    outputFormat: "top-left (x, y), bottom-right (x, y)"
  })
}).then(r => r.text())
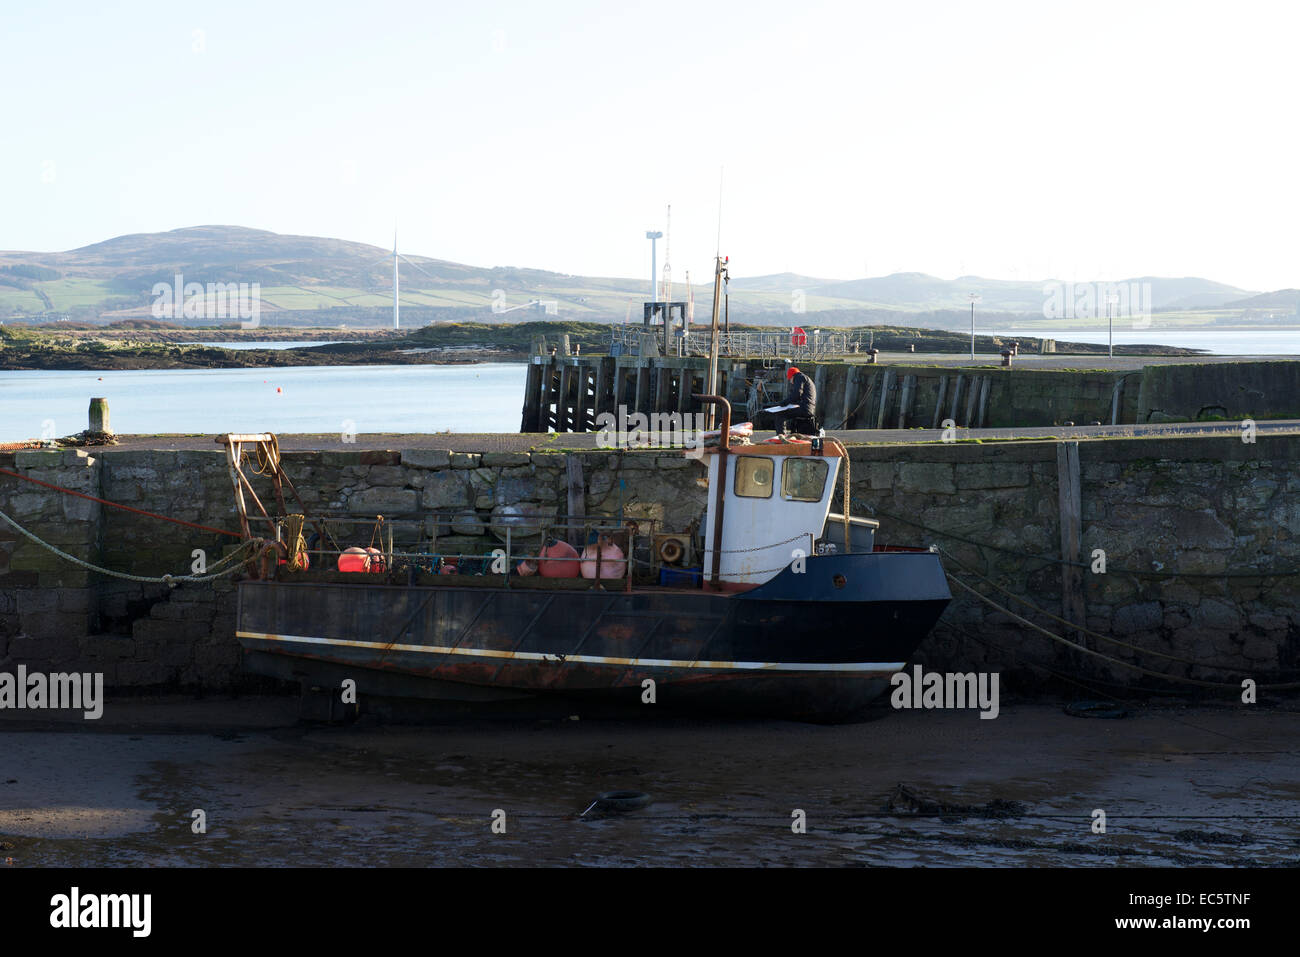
top-left (4, 328), bottom-right (1299, 442)
top-left (0, 363), bottom-right (528, 442)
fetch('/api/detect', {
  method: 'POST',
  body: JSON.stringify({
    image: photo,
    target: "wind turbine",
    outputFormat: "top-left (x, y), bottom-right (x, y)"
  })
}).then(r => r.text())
top-left (372, 228), bottom-right (442, 331)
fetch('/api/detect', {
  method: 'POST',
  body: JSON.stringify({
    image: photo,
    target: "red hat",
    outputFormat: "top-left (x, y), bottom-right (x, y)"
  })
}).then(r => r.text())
top-left (786, 366), bottom-right (799, 380)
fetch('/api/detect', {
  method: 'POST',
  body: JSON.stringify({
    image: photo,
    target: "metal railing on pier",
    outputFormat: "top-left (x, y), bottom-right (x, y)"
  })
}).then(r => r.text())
top-left (609, 324), bottom-right (868, 361)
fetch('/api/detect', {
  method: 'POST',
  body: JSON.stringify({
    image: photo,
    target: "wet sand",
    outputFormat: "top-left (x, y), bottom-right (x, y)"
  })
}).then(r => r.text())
top-left (2, 697), bottom-right (1297, 867)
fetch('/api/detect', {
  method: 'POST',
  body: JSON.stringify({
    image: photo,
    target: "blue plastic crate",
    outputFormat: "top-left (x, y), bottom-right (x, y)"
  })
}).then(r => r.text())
top-left (658, 566), bottom-right (703, 587)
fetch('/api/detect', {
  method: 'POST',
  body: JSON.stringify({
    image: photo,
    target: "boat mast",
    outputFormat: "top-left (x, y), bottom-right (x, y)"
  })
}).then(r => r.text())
top-left (706, 168), bottom-right (725, 429)
top-left (706, 253), bottom-right (726, 430)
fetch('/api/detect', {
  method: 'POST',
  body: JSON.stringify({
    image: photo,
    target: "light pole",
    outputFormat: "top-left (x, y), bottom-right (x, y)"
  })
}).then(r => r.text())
top-left (646, 230), bottom-right (662, 301)
top-left (1106, 293), bottom-right (1119, 358)
top-left (968, 293), bottom-right (981, 359)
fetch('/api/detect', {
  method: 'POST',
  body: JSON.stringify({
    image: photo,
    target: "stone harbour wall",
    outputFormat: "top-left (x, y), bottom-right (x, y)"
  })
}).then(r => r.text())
top-left (1, 433), bottom-right (1297, 695)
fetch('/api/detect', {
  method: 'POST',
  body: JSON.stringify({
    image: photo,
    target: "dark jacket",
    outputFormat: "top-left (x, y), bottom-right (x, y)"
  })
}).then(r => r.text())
top-left (784, 372), bottom-right (816, 416)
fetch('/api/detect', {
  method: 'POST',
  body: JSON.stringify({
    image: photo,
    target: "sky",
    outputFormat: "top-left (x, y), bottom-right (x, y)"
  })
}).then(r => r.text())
top-left (2, 0), bottom-right (1298, 291)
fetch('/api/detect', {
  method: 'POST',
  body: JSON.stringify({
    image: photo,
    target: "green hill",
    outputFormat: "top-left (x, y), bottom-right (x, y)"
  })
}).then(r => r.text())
top-left (0, 225), bottom-right (1277, 330)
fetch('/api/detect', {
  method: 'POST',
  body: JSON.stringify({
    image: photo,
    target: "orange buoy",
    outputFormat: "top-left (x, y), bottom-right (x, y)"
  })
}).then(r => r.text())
top-left (516, 559), bottom-right (538, 577)
top-left (365, 546), bottom-right (385, 573)
top-left (538, 539), bottom-right (581, 578)
top-left (580, 538), bottom-right (626, 579)
top-left (338, 546), bottom-right (369, 572)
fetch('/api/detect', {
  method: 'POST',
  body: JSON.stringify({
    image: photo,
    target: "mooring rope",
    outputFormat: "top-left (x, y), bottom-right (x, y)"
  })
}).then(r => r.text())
top-left (937, 545), bottom-right (1207, 667)
top-left (860, 498), bottom-right (1300, 580)
top-left (945, 573), bottom-right (1300, 690)
top-left (0, 507), bottom-right (263, 584)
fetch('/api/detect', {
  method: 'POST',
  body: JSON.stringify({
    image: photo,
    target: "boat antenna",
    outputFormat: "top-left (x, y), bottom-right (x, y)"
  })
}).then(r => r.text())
top-left (662, 204), bottom-right (672, 306)
top-left (715, 166), bottom-right (724, 258)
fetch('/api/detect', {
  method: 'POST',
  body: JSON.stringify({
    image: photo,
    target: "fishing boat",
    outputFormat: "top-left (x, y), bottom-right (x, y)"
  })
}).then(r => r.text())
top-left (225, 398), bottom-right (951, 721)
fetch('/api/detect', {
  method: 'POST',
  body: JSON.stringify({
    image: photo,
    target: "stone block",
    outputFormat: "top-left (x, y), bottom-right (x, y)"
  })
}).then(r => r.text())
top-left (1172, 510), bottom-right (1234, 550)
top-left (401, 449), bottom-right (452, 469)
top-left (17, 590), bottom-right (58, 615)
top-left (14, 450), bottom-right (63, 469)
top-left (493, 476), bottom-right (535, 506)
top-left (1197, 598), bottom-right (1242, 633)
top-left (318, 451), bottom-right (363, 467)
top-left (1112, 601), bottom-right (1163, 635)
top-left (365, 466), bottom-right (410, 487)
top-left (62, 449), bottom-right (97, 467)
top-left (619, 454), bottom-right (659, 470)
top-left (347, 487), bottom-right (420, 515)
top-left (655, 456), bottom-right (691, 469)
top-left (56, 589), bottom-right (95, 614)
top-left (481, 452), bottom-right (531, 467)
top-left (956, 463), bottom-right (1030, 489)
top-left (897, 462), bottom-right (956, 495)
top-left (420, 471), bottom-right (472, 509)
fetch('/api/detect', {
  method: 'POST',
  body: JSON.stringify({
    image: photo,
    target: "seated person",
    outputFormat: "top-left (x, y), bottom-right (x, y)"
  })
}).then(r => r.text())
top-left (775, 365), bottom-right (817, 434)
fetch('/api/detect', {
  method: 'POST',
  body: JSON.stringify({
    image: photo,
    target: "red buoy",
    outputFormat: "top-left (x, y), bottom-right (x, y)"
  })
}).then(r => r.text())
top-left (538, 539), bottom-right (581, 578)
top-left (338, 546), bottom-right (369, 572)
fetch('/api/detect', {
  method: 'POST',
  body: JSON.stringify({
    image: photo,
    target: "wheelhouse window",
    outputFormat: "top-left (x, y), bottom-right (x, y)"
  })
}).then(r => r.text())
top-left (782, 457), bottom-right (828, 502)
top-left (734, 456), bottom-right (775, 498)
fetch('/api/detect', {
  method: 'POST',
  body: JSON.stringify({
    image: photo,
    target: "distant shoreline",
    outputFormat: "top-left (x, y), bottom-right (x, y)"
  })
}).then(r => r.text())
top-left (0, 319), bottom-right (1206, 372)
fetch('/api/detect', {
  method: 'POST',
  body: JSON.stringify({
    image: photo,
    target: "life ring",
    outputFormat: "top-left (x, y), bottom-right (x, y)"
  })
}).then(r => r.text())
top-left (596, 790), bottom-right (652, 812)
top-left (657, 538), bottom-right (684, 564)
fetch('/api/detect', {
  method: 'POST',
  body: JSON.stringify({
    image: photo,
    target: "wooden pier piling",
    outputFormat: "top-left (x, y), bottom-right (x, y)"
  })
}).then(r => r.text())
top-left (518, 351), bottom-right (1137, 434)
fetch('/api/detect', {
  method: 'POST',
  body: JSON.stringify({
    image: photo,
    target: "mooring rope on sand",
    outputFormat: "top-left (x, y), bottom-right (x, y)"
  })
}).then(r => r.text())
top-left (0, 507), bottom-right (262, 584)
top-left (938, 545), bottom-right (1206, 668)
top-left (945, 573), bottom-right (1300, 691)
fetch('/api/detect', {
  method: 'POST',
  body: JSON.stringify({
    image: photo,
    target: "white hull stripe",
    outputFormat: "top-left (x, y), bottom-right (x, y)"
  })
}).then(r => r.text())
top-left (237, 631), bottom-right (903, 674)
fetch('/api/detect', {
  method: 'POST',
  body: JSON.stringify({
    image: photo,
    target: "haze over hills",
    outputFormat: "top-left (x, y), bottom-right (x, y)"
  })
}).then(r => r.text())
top-left (0, 225), bottom-right (1287, 329)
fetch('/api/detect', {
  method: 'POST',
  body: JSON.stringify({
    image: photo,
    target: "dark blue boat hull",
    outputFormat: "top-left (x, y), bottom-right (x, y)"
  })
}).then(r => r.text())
top-left (235, 551), bottom-right (951, 720)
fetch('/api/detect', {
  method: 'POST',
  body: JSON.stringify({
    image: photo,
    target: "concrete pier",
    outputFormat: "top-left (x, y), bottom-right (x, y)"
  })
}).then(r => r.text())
top-left (520, 351), bottom-right (1300, 432)
top-left (521, 354), bottom-right (753, 432)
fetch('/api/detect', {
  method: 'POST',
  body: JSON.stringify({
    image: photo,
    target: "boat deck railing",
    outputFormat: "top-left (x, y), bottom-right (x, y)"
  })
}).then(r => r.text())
top-left (609, 323), bottom-right (870, 360)
top-left (240, 507), bottom-right (894, 589)
top-left (246, 511), bottom-right (664, 590)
